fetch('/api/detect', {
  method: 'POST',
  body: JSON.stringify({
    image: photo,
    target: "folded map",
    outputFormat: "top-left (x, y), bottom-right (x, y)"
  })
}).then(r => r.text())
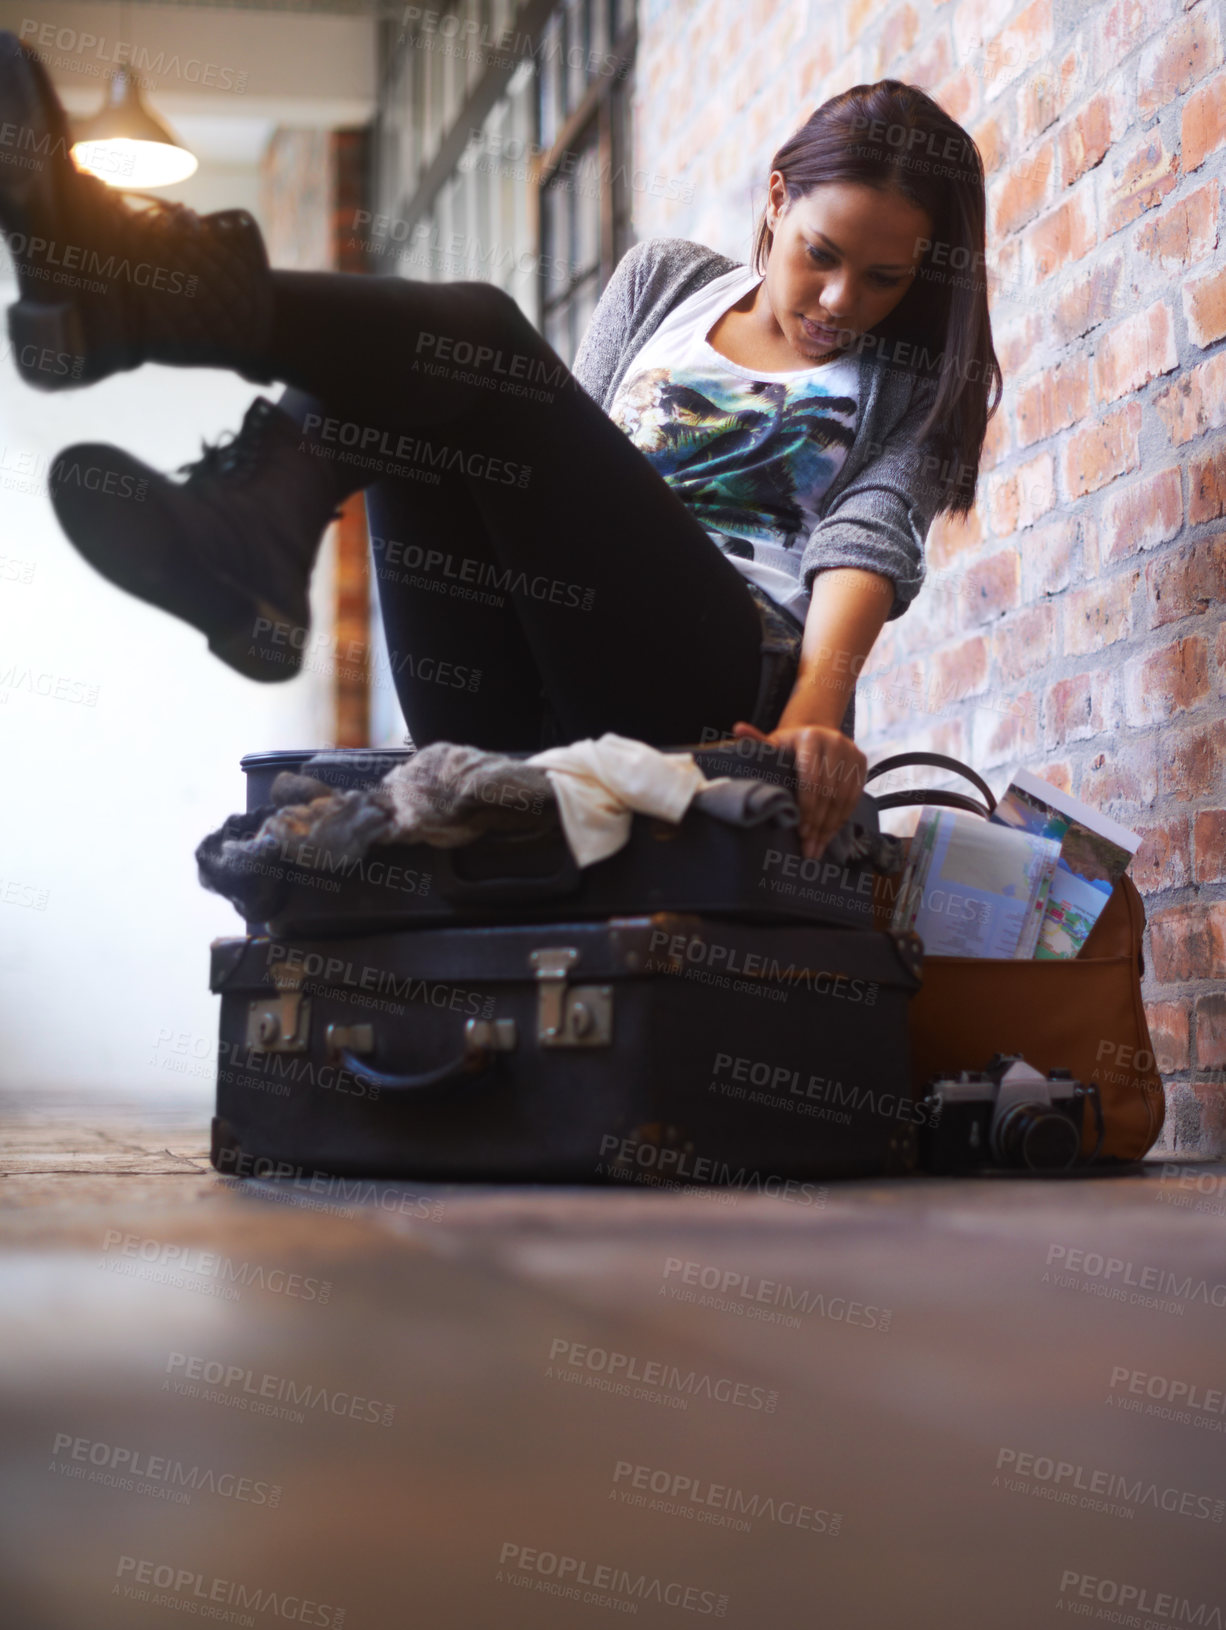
top-left (890, 808), bottom-right (1063, 958)
top-left (989, 766), bottom-right (1141, 959)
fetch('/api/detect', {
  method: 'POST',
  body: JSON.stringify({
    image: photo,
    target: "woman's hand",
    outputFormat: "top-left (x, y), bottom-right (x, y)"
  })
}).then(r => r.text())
top-left (731, 720), bottom-right (867, 860)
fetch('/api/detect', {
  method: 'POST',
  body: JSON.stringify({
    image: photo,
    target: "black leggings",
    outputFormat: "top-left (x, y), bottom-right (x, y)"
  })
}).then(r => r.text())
top-left (265, 271), bottom-right (768, 752)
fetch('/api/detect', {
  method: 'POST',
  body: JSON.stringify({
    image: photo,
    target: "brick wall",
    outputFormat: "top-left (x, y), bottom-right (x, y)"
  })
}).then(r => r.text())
top-left (632, 0), bottom-right (1226, 1153)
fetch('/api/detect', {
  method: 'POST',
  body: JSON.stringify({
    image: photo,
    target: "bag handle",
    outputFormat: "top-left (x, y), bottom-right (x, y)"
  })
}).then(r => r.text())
top-left (327, 1017), bottom-right (516, 1092)
top-left (864, 750), bottom-right (997, 818)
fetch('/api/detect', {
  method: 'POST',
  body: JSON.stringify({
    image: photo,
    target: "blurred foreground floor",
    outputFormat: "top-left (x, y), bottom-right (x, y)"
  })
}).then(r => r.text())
top-left (2, 1088), bottom-right (1224, 1630)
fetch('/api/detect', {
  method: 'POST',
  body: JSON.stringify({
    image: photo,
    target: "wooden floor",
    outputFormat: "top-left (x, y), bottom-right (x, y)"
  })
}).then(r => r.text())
top-left (2, 1087), bottom-right (1224, 1630)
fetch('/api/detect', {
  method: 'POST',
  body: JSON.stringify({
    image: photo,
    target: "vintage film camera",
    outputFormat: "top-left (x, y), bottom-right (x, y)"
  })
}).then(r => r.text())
top-left (918, 1053), bottom-right (1104, 1174)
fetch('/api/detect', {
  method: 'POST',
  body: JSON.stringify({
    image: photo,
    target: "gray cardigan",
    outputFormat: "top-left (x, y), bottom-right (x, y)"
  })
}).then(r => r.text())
top-left (572, 236), bottom-right (942, 629)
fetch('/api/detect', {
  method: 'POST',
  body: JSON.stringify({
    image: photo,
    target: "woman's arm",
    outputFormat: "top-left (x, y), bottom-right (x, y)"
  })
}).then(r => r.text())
top-left (733, 566), bottom-right (895, 860)
top-left (777, 565), bottom-right (894, 731)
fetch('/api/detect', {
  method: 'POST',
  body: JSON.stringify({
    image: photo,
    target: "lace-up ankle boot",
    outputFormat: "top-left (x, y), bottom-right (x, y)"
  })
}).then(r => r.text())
top-left (49, 396), bottom-right (350, 680)
top-left (0, 31), bottom-right (274, 389)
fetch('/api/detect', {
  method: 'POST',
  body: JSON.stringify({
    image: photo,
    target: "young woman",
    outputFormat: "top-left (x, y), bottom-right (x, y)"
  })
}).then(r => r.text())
top-left (0, 36), bottom-right (1000, 859)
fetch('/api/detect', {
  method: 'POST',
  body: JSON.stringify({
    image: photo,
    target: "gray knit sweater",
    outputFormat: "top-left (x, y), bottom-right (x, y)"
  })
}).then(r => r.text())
top-left (572, 236), bottom-right (942, 630)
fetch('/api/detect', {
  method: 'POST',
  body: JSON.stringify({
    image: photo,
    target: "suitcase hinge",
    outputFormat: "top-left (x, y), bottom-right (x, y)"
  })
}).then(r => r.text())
top-left (245, 956), bottom-right (310, 1053)
top-left (529, 947), bottom-right (613, 1048)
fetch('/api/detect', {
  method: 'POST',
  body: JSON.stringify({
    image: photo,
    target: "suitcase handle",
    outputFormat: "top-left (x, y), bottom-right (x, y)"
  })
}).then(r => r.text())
top-left (864, 750), bottom-right (997, 818)
top-left (331, 1017), bottom-right (516, 1092)
top-left (432, 841), bottom-right (581, 904)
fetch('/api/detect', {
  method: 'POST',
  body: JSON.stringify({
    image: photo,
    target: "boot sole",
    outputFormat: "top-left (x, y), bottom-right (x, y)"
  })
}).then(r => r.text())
top-left (49, 444), bottom-right (309, 683)
top-left (0, 33), bottom-right (91, 389)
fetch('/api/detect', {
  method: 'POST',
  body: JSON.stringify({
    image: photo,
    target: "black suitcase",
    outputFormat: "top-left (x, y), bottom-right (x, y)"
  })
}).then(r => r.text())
top-left (209, 913), bottom-right (924, 1184)
top-left (231, 740), bottom-right (898, 937)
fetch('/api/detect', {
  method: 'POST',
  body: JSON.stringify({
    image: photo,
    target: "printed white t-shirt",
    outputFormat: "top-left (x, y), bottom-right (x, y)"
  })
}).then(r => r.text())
top-left (607, 263), bottom-right (861, 625)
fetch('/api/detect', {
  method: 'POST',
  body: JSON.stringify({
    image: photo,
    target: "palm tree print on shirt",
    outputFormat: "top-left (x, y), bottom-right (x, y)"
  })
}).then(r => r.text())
top-left (611, 368), bottom-right (858, 555)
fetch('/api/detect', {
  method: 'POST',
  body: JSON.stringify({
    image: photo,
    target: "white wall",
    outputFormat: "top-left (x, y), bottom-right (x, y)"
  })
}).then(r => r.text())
top-left (0, 0), bottom-right (381, 1094)
top-left (0, 321), bottom-right (340, 1093)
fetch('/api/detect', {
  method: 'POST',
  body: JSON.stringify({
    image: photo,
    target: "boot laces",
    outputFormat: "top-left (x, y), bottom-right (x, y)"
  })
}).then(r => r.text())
top-left (176, 397), bottom-right (280, 485)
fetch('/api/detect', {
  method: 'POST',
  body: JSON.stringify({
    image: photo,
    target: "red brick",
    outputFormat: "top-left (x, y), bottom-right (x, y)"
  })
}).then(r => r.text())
top-left (1103, 133), bottom-right (1179, 237)
top-left (910, 580), bottom-right (961, 649)
top-left (846, 0), bottom-right (892, 46)
top-left (935, 65), bottom-right (978, 129)
top-left (927, 505), bottom-right (985, 571)
top-left (897, 34), bottom-right (952, 104)
top-left (1182, 67), bottom-right (1226, 171)
top-left (995, 307), bottom-right (1047, 374)
top-left (982, 399), bottom-right (1011, 470)
top-left (1019, 48), bottom-right (1086, 144)
top-left (1026, 190), bottom-right (1096, 281)
top-left (1148, 903), bottom-right (1222, 982)
top-left (1100, 466), bottom-right (1184, 561)
top-left (873, 4), bottom-right (922, 75)
top-left (987, 451), bottom-right (1055, 534)
top-left (1093, 0), bottom-right (1182, 81)
top-left (932, 634), bottom-right (990, 705)
top-left (794, 35), bottom-right (838, 104)
top-left (1145, 535), bottom-right (1226, 627)
top-left (983, 0), bottom-right (1054, 101)
top-left (961, 550), bottom-right (1022, 620)
top-left (1194, 809), bottom-right (1226, 883)
top-left (1094, 301), bottom-right (1179, 403)
top-left (1123, 634), bottom-right (1212, 725)
top-left (1153, 351), bottom-right (1226, 444)
top-left (1178, 1080), bottom-right (1226, 1154)
top-left (1080, 740), bottom-right (1158, 812)
top-left (1196, 994), bottom-right (1226, 1070)
top-left (1131, 816), bottom-right (1192, 891)
top-left (1157, 718), bottom-right (1226, 801)
top-left (1064, 571), bottom-right (1140, 655)
top-left (1136, 4), bottom-right (1224, 117)
top-left (1053, 253), bottom-right (1126, 343)
top-left (1183, 264), bottom-right (1226, 347)
top-left (1015, 356), bottom-right (1092, 447)
top-left (990, 602), bottom-right (1057, 683)
top-left (907, 718), bottom-right (967, 760)
top-left (1144, 1000), bottom-right (1191, 1072)
top-left (1042, 670), bottom-right (1114, 747)
top-left (952, 0), bottom-right (1017, 62)
top-left (865, 658), bottom-right (926, 731)
top-left (1133, 180), bottom-right (1221, 277)
top-left (1188, 446), bottom-right (1226, 523)
top-left (992, 140), bottom-right (1055, 236)
top-left (969, 694), bottom-right (1039, 769)
top-left (1027, 758), bottom-right (1075, 795)
top-left (968, 109), bottom-right (1007, 176)
top-left (1062, 401), bottom-right (1144, 498)
top-left (1058, 91), bottom-right (1116, 188)
top-left (1020, 517), bottom-right (1081, 597)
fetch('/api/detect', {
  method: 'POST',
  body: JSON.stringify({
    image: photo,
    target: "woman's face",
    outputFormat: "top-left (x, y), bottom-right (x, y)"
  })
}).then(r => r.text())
top-left (761, 175), bottom-right (933, 363)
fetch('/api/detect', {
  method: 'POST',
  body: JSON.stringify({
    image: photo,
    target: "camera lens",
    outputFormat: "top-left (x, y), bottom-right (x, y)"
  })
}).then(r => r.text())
top-left (992, 1103), bottom-right (1080, 1170)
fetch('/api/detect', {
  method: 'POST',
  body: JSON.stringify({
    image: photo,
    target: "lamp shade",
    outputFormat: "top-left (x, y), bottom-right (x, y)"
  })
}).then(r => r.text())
top-left (71, 66), bottom-right (197, 189)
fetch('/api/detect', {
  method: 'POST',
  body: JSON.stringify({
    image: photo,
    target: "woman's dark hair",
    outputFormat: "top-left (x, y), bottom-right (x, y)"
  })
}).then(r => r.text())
top-left (753, 80), bottom-right (1001, 520)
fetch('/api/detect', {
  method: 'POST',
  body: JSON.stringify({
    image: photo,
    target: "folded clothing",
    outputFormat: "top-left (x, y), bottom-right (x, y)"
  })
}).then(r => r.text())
top-left (196, 733), bottom-right (896, 923)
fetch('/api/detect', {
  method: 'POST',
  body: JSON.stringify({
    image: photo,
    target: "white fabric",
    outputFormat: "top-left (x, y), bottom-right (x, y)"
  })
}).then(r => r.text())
top-left (527, 733), bottom-right (717, 867)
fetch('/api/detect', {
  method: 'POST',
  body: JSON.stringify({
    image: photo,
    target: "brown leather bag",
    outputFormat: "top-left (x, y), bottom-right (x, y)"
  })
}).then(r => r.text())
top-left (865, 752), bottom-right (1166, 1162)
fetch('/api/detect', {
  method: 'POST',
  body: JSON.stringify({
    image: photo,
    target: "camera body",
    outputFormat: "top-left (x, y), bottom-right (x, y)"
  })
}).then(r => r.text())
top-left (918, 1053), bottom-right (1094, 1174)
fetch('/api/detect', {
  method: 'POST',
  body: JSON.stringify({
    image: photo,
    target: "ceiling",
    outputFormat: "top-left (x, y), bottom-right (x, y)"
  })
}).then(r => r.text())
top-left (0, 0), bottom-right (379, 165)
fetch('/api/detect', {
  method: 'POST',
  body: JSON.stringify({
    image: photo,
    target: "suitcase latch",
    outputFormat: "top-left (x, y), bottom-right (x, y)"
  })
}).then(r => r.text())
top-left (245, 958), bottom-right (310, 1053)
top-left (529, 947), bottom-right (613, 1048)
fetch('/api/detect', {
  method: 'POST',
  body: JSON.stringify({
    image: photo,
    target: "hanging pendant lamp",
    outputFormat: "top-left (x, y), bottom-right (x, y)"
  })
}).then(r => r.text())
top-left (71, 63), bottom-right (198, 190)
